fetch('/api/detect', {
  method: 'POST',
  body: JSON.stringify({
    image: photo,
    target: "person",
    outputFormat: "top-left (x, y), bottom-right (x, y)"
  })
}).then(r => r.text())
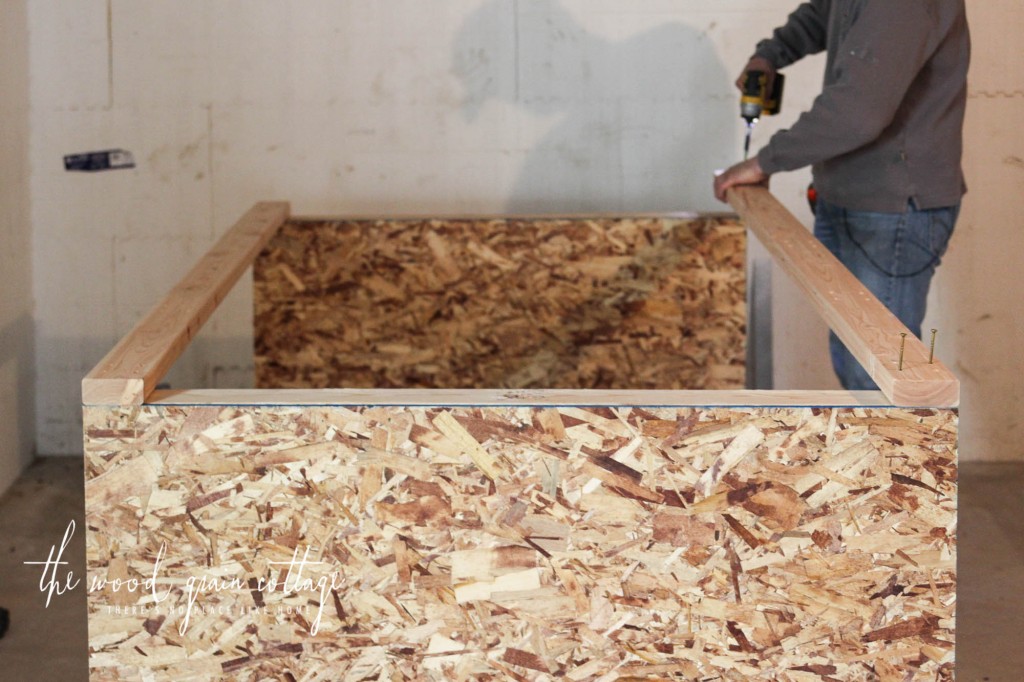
top-left (713, 0), bottom-right (970, 390)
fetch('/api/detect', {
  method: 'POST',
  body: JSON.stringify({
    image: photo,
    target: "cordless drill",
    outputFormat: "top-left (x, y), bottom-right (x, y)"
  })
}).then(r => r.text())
top-left (740, 70), bottom-right (785, 160)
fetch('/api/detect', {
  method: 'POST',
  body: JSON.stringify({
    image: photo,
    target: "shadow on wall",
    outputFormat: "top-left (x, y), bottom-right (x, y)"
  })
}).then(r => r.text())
top-left (452, 0), bottom-right (733, 214)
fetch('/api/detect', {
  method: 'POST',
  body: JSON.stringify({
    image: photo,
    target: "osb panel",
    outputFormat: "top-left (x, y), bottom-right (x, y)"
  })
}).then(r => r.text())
top-left (85, 404), bottom-right (956, 681)
top-left (253, 217), bottom-right (745, 391)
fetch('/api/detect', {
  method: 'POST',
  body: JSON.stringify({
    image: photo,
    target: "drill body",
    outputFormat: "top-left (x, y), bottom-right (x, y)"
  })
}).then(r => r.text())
top-left (740, 71), bottom-right (785, 159)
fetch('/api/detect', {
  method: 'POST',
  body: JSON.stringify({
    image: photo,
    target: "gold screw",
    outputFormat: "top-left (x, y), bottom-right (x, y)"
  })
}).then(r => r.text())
top-left (898, 333), bottom-right (908, 371)
top-left (929, 329), bottom-right (938, 364)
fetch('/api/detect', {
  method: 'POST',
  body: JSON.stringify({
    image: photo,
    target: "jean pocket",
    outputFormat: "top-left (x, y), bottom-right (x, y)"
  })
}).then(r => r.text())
top-left (906, 207), bottom-right (957, 273)
top-left (842, 205), bottom-right (957, 279)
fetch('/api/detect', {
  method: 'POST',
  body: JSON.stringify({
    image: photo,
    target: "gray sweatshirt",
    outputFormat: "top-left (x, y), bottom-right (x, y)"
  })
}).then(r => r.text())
top-left (754, 0), bottom-right (970, 213)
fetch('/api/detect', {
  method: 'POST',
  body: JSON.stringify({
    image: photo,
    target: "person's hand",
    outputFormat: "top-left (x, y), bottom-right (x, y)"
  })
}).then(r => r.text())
top-left (713, 158), bottom-right (770, 203)
top-left (735, 56), bottom-right (777, 93)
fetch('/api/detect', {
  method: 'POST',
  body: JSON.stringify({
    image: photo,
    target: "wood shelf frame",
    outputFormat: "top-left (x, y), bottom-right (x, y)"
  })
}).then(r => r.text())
top-left (82, 202), bottom-right (290, 405)
top-left (82, 192), bottom-right (958, 408)
top-left (81, 196), bottom-right (959, 681)
top-left (727, 186), bottom-right (958, 407)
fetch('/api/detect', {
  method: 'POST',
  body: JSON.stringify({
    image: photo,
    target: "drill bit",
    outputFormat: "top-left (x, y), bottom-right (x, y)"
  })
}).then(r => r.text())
top-left (743, 120), bottom-right (755, 160)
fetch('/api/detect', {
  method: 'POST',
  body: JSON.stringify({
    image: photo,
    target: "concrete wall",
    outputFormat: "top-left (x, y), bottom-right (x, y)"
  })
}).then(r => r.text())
top-left (934, 0), bottom-right (1024, 463)
top-left (1, 0), bottom-right (35, 495)
top-left (27, 1), bottom-right (1021, 461)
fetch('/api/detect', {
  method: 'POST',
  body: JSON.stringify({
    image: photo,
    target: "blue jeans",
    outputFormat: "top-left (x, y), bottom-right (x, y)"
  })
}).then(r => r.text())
top-left (813, 198), bottom-right (959, 390)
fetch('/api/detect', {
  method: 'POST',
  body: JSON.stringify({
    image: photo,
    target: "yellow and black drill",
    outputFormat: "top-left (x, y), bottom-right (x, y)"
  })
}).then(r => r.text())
top-left (740, 70), bottom-right (785, 160)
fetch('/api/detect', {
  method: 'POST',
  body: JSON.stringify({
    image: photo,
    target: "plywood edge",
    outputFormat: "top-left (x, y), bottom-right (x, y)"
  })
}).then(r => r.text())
top-left (146, 387), bottom-right (891, 408)
top-left (83, 201), bottom-right (290, 406)
top-left (287, 211), bottom-right (739, 223)
top-left (727, 186), bottom-right (959, 408)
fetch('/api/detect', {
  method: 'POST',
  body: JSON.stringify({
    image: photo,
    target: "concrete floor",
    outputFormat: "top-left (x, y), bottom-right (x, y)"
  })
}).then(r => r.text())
top-left (0, 458), bottom-right (1021, 681)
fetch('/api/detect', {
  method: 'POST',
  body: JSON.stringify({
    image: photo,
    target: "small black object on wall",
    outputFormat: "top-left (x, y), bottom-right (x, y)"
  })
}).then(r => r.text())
top-left (63, 149), bottom-right (135, 172)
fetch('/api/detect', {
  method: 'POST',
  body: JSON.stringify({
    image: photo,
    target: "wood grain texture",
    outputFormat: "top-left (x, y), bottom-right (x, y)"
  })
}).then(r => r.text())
top-left (727, 186), bottom-right (959, 408)
top-left (85, 402), bottom-right (957, 681)
top-left (82, 201), bottom-right (290, 406)
top-left (253, 216), bottom-right (746, 392)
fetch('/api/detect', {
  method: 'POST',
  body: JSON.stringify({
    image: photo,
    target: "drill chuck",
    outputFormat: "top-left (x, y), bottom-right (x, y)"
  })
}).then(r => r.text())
top-left (740, 71), bottom-right (767, 122)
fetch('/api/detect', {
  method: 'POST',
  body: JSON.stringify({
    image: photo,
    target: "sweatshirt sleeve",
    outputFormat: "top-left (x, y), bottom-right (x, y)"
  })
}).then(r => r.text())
top-left (759, 1), bottom-right (940, 174)
top-left (753, 0), bottom-right (830, 69)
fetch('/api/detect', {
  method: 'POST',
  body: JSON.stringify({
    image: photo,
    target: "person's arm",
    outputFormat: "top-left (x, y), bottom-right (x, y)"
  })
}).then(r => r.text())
top-left (733, 2), bottom-right (830, 96)
top-left (752, 0), bottom-right (830, 70)
top-left (715, 1), bottom-right (830, 201)
top-left (758, 1), bottom-right (939, 174)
